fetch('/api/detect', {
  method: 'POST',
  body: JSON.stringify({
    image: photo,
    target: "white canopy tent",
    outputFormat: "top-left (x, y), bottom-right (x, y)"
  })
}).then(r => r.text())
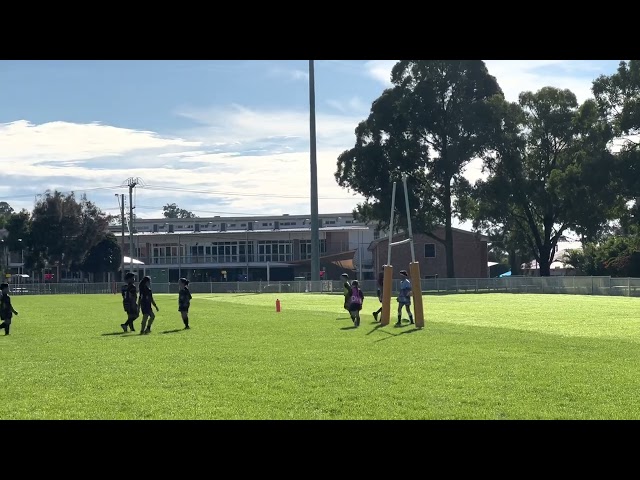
top-left (119, 256), bottom-right (146, 280)
top-left (123, 256), bottom-right (145, 266)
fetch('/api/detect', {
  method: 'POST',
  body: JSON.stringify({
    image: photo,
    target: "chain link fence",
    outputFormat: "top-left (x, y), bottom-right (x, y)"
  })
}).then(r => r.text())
top-left (8, 276), bottom-right (640, 297)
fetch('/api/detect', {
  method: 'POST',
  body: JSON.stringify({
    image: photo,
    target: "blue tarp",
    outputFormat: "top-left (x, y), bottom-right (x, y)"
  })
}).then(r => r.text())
top-left (498, 271), bottom-right (512, 277)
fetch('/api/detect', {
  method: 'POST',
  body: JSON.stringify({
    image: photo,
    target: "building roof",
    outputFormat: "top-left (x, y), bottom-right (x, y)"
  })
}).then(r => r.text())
top-left (117, 225), bottom-right (369, 237)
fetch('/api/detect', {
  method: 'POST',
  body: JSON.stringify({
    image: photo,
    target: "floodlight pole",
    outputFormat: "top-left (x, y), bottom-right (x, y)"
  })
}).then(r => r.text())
top-left (309, 59), bottom-right (320, 286)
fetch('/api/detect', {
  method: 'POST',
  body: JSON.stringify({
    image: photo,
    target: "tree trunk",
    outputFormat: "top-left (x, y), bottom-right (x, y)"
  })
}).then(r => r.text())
top-left (509, 249), bottom-right (520, 275)
top-left (444, 182), bottom-right (455, 278)
top-left (538, 245), bottom-right (552, 277)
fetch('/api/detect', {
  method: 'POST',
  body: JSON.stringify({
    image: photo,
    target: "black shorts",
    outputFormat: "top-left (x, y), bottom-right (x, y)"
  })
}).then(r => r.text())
top-left (141, 303), bottom-right (153, 315)
top-left (178, 306), bottom-right (189, 313)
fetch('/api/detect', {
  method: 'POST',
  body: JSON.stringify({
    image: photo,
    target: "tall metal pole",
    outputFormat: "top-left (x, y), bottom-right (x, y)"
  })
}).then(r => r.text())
top-left (118, 194), bottom-right (125, 280)
top-left (387, 182), bottom-right (397, 266)
top-left (309, 60), bottom-right (320, 285)
top-left (402, 174), bottom-right (416, 263)
top-left (128, 180), bottom-right (137, 273)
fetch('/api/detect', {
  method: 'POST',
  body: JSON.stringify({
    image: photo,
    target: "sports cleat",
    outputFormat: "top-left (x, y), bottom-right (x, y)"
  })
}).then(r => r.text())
top-left (145, 328), bottom-right (151, 334)
top-left (121, 324), bottom-right (128, 333)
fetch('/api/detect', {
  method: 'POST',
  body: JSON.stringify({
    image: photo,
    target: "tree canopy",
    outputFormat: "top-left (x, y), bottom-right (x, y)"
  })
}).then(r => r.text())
top-left (336, 60), bottom-right (502, 277)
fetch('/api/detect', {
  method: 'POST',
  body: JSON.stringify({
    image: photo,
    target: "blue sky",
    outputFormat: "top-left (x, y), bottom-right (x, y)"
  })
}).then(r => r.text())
top-left (0, 59), bottom-right (624, 227)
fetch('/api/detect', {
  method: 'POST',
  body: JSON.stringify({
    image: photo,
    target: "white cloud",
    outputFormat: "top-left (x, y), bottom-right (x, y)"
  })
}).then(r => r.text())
top-left (0, 120), bottom-right (200, 165)
top-left (175, 104), bottom-right (362, 150)
top-left (364, 60), bottom-right (396, 85)
top-left (483, 60), bottom-right (598, 104)
top-left (266, 66), bottom-right (309, 82)
top-left (326, 96), bottom-right (369, 115)
top-left (364, 60), bottom-right (612, 104)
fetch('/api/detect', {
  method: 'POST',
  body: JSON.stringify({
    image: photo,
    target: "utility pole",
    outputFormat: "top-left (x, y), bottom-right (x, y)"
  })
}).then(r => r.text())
top-left (116, 194), bottom-right (125, 280)
top-left (123, 177), bottom-right (145, 275)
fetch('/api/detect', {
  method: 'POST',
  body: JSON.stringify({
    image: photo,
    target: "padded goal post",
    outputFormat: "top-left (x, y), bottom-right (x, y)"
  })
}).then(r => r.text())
top-left (378, 175), bottom-right (425, 328)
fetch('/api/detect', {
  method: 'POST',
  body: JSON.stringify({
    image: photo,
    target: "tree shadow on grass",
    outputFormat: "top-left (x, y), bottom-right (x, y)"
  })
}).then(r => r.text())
top-left (340, 325), bottom-right (359, 330)
top-left (373, 324), bottom-right (423, 342)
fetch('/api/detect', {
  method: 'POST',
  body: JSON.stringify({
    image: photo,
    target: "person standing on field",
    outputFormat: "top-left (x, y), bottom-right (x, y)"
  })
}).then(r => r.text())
top-left (373, 271), bottom-right (384, 322)
top-left (341, 273), bottom-right (351, 311)
top-left (120, 272), bottom-right (139, 333)
top-left (347, 280), bottom-right (364, 327)
top-left (0, 283), bottom-right (19, 335)
top-left (138, 275), bottom-right (159, 335)
top-left (396, 270), bottom-right (414, 327)
top-left (178, 277), bottom-right (192, 329)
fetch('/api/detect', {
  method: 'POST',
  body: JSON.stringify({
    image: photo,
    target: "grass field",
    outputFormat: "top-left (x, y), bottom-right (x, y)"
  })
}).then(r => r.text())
top-left (2, 292), bottom-right (640, 419)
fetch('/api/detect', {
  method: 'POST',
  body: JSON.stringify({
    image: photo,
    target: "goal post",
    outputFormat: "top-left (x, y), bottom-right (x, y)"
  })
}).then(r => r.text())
top-left (378, 174), bottom-right (425, 328)
top-left (380, 264), bottom-right (394, 326)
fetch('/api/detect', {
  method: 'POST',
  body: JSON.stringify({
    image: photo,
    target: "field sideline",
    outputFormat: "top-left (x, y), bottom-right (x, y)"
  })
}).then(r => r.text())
top-left (1, 292), bottom-right (640, 419)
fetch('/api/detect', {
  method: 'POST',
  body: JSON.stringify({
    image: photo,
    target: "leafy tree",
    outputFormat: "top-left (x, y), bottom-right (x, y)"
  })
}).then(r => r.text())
top-left (593, 60), bottom-right (640, 232)
top-left (335, 60), bottom-right (502, 277)
top-left (4, 210), bottom-right (30, 253)
top-left (82, 233), bottom-right (122, 281)
top-left (163, 203), bottom-right (196, 219)
top-left (476, 88), bottom-right (621, 276)
top-left (0, 201), bottom-right (14, 229)
top-left (30, 190), bottom-right (114, 272)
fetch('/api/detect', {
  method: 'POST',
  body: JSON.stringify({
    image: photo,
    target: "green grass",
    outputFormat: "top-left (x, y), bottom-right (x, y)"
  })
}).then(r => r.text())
top-left (2, 292), bottom-right (640, 419)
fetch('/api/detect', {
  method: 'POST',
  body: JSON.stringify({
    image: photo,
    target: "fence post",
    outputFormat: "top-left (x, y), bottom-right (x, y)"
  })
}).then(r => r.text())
top-left (591, 276), bottom-right (594, 295)
top-left (628, 277), bottom-right (631, 297)
top-left (475, 278), bottom-right (478, 293)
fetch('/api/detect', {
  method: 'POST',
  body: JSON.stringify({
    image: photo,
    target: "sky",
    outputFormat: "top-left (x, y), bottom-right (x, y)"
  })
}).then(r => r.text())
top-left (0, 59), bottom-right (625, 229)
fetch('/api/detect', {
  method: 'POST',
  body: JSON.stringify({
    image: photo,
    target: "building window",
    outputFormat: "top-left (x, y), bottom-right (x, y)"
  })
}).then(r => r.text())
top-left (257, 240), bottom-right (293, 262)
top-left (424, 243), bottom-right (436, 258)
top-left (299, 239), bottom-right (327, 260)
top-left (373, 230), bottom-right (380, 240)
top-left (262, 223), bottom-right (269, 227)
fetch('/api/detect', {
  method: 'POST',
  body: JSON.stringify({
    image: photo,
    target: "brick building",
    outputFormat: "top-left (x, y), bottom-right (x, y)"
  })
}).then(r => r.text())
top-left (368, 227), bottom-right (489, 279)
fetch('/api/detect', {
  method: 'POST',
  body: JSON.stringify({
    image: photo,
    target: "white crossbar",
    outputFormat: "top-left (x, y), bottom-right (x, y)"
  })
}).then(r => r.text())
top-left (390, 238), bottom-right (411, 247)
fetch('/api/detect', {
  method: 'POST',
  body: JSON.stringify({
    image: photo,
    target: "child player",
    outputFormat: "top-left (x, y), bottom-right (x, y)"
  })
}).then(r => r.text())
top-left (347, 280), bottom-right (364, 327)
top-left (0, 283), bottom-right (19, 335)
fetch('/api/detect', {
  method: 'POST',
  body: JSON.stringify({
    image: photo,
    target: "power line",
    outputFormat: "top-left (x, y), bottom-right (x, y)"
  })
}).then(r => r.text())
top-left (140, 184), bottom-right (364, 201)
top-left (103, 204), bottom-right (330, 217)
top-left (7, 185), bottom-right (123, 200)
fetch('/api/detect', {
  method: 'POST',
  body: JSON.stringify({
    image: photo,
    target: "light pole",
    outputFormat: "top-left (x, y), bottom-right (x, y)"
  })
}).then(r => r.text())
top-left (0, 238), bottom-right (5, 279)
top-left (309, 60), bottom-right (320, 284)
top-left (18, 238), bottom-right (23, 286)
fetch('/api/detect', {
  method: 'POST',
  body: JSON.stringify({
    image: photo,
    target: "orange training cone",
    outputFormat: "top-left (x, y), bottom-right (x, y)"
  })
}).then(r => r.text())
top-left (276, 298), bottom-right (281, 312)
